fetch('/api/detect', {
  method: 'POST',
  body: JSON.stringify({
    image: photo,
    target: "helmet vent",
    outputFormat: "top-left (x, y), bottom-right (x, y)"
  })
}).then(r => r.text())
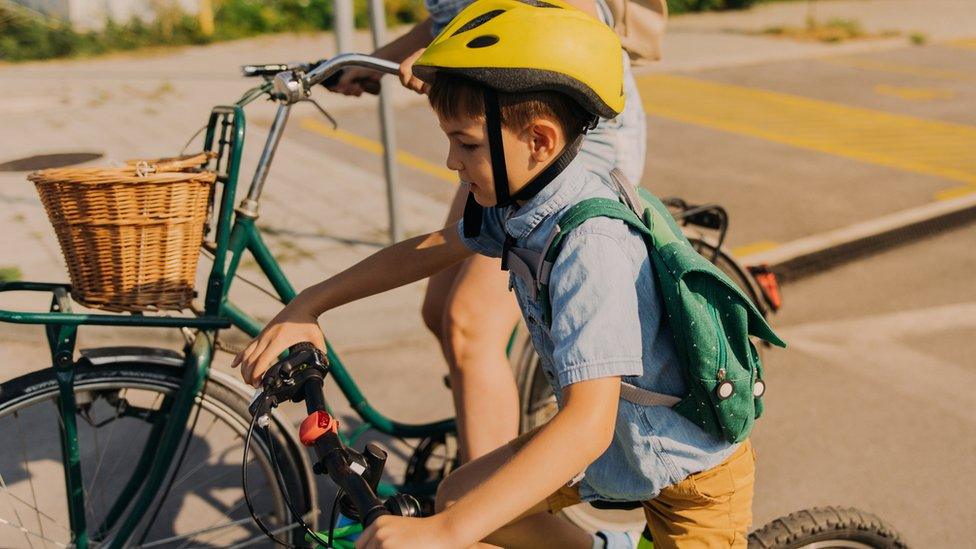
top-left (515, 0), bottom-right (561, 7)
top-left (467, 35), bottom-right (500, 48)
top-left (452, 10), bottom-right (506, 36)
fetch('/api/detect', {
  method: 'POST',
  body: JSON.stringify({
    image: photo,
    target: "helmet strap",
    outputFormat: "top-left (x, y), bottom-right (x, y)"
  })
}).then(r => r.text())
top-left (462, 87), bottom-right (597, 244)
top-left (462, 87), bottom-right (511, 238)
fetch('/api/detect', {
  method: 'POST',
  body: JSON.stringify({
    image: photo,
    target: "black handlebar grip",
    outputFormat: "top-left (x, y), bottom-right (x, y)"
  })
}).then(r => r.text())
top-left (288, 342), bottom-right (318, 354)
top-left (321, 69), bottom-right (381, 96)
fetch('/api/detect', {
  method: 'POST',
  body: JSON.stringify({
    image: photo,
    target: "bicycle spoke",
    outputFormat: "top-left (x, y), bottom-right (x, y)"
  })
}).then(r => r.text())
top-left (13, 410), bottom-right (40, 549)
top-left (224, 521), bottom-right (303, 549)
top-left (169, 433), bottom-right (245, 492)
top-left (143, 513), bottom-right (267, 549)
top-left (84, 389), bottom-right (128, 520)
top-left (0, 471), bottom-right (34, 549)
top-left (0, 516), bottom-right (69, 548)
top-left (0, 490), bottom-right (70, 533)
top-left (172, 487), bottom-right (269, 549)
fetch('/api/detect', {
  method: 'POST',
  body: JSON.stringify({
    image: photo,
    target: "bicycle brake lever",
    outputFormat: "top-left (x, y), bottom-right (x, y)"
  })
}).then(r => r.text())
top-left (304, 98), bottom-right (338, 130)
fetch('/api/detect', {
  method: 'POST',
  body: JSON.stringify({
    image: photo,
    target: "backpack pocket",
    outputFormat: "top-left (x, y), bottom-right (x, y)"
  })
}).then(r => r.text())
top-left (655, 245), bottom-right (779, 444)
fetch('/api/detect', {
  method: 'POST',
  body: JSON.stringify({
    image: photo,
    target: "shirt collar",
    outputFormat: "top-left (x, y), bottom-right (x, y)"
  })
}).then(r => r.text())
top-left (503, 154), bottom-right (587, 240)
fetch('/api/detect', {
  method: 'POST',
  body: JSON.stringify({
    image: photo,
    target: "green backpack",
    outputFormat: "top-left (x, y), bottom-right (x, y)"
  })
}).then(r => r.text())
top-left (529, 175), bottom-right (786, 444)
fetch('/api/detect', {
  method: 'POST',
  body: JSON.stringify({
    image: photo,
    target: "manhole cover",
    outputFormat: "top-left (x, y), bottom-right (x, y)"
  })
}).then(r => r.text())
top-left (0, 152), bottom-right (104, 172)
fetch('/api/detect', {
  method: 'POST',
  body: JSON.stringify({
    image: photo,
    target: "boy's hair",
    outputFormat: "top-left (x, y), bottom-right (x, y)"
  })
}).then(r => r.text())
top-left (428, 73), bottom-right (591, 142)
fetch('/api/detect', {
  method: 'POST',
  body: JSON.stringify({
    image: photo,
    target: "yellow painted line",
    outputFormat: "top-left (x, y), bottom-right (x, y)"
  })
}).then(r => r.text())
top-left (732, 241), bottom-right (779, 258)
top-left (637, 73), bottom-right (976, 185)
top-left (821, 57), bottom-right (976, 81)
top-left (946, 38), bottom-right (976, 50)
top-left (300, 117), bottom-right (458, 184)
top-left (935, 186), bottom-right (976, 201)
top-left (874, 84), bottom-right (955, 102)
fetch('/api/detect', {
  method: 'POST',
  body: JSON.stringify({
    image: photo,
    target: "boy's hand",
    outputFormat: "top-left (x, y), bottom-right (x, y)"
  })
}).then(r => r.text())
top-left (356, 515), bottom-right (456, 549)
top-left (230, 300), bottom-right (326, 388)
top-left (399, 49), bottom-right (430, 95)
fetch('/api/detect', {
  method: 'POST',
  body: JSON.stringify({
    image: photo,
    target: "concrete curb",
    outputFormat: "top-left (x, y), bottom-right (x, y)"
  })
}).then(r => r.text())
top-left (740, 192), bottom-right (976, 283)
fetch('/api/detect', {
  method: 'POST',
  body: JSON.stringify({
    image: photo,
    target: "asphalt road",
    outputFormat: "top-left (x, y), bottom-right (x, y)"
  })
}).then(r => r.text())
top-left (1, 30), bottom-right (973, 549)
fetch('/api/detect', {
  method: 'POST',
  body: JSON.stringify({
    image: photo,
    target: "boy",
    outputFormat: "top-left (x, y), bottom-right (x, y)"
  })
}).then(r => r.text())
top-left (233, 1), bottom-right (754, 547)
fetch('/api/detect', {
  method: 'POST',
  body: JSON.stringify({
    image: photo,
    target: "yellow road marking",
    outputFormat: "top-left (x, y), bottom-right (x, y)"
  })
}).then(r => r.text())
top-left (732, 241), bottom-right (779, 258)
top-left (874, 84), bottom-right (955, 102)
top-left (946, 38), bottom-right (976, 50)
top-left (935, 186), bottom-right (976, 201)
top-left (820, 57), bottom-right (976, 81)
top-left (637, 73), bottom-right (976, 186)
top-left (300, 117), bottom-right (457, 184)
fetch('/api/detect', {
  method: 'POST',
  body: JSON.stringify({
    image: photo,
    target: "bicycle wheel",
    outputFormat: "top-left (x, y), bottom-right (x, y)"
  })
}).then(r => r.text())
top-left (748, 506), bottom-right (908, 549)
top-left (513, 237), bottom-right (770, 534)
top-left (0, 351), bottom-right (316, 548)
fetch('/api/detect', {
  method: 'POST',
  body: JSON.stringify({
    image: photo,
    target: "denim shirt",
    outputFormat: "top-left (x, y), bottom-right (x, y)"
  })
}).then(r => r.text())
top-left (458, 157), bottom-right (738, 501)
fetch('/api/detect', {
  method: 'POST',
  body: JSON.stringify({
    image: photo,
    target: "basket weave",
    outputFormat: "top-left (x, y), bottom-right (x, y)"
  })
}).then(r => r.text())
top-left (29, 159), bottom-right (216, 313)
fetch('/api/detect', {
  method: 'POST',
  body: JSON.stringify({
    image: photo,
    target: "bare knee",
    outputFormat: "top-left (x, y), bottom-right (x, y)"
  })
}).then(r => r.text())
top-left (421, 290), bottom-right (446, 338)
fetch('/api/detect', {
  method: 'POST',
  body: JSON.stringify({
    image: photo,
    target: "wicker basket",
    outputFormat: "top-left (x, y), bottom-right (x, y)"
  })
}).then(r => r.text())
top-left (29, 160), bottom-right (217, 312)
top-left (123, 151), bottom-right (215, 173)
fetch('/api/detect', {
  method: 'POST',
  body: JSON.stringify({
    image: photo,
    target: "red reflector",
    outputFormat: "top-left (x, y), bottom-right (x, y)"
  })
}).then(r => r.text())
top-left (299, 411), bottom-right (339, 446)
top-left (748, 264), bottom-right (782, 312)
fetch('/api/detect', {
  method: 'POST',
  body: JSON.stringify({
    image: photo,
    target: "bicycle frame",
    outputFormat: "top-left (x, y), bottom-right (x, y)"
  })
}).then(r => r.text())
top-left (0, 60), bottom-right (454, 548)
top-left (202, 102), bottom-right (455, 443)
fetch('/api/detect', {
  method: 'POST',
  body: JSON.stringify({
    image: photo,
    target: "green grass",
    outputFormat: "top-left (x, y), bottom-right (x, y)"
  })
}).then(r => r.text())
top-left (0, 267), bottom-right (23, 282)
top-left (759, 17), bottom-right (899, 43)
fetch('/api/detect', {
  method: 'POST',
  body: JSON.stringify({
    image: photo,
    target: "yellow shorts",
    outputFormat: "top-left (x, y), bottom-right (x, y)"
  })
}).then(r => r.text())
top-left (508, 430), bottom-right (756, 548)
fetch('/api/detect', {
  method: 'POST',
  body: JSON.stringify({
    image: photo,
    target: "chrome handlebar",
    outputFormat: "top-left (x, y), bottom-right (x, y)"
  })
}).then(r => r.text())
top-left (272, 53), bottom-right (400, 104)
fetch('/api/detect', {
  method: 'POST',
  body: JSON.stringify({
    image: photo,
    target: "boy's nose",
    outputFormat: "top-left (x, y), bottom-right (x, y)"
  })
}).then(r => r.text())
top-left (445, 152), bottom-right (463, 172)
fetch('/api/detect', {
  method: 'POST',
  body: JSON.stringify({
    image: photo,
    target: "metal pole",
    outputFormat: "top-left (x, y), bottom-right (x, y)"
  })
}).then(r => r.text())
top-left (334, 0), bottom-right (355, 53)
top-left (368, 0), bottom-right (403, 243)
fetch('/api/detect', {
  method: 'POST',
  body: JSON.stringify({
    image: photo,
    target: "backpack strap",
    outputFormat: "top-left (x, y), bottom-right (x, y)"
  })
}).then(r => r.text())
top-left (538, 198), bottom-right (650, 327)
top-left (537, 196), bottom-right (682, 409)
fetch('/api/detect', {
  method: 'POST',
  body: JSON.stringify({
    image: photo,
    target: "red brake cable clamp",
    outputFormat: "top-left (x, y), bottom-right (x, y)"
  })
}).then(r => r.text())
top-left (300, 411), bottom-right (339, 446)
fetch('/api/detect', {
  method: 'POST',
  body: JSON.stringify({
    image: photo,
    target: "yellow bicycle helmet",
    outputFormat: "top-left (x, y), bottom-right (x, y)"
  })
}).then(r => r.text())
top-left (414, 0), bottom-right (626, 242)
top-left (414, 0), bottom-right (625, 119)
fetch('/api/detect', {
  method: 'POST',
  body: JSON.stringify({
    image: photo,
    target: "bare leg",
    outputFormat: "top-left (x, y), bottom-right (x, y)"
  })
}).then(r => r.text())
top-left (421, 185), bottom-right (522, 462)
top-left (441, 255), bottom-right (521, 461)
top-left (435, 442), bottom-right (593, 549)
top-left (421, 187), bottom-right (470, 339)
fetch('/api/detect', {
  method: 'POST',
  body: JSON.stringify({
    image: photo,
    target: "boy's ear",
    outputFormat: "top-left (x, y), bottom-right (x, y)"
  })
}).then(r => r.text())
top-left (528, 119), bottom-right (561, 163)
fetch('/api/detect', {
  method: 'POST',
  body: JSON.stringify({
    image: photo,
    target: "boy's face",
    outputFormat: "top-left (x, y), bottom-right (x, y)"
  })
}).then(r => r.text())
top-left (437, 113), bottom-right (561, 207)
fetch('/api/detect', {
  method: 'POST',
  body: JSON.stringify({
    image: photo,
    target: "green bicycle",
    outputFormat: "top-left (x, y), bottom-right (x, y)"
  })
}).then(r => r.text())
top-left (0, 54), bottom-right (455, 548)
top-left (0, 53), bottom-right (906, 549)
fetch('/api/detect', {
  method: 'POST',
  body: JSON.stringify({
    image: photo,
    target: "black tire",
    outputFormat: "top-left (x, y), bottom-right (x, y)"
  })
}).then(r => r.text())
top-left (512, 236), bottom-right (771, 533)
top-left (0, 357), bottom-right (316, 548)
top-left (748, 507), bottom-right (909, 549)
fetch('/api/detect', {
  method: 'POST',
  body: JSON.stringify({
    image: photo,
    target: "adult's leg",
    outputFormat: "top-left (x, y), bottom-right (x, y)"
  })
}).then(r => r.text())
top-left (441, 252), bottom-right (521, 461)
top-left (421, 185), bottom-right (469, 338)
top-left (435, 432), bottom-right (593, 549)
top-left (421, 185), bottom-right (522, 462)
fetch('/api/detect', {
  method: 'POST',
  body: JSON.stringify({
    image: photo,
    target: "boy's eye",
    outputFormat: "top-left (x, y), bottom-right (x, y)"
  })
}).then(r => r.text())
top-left (461, 143), bottom-right (479, 151)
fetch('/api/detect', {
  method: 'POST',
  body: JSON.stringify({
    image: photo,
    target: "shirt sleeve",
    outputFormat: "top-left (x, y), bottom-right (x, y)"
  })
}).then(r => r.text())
top-left (456, 206), bottom-right (507, 258)
top-left (425, 0), bottom-right (475, 36)
top-left (548, 224), bottom-right (645, 388)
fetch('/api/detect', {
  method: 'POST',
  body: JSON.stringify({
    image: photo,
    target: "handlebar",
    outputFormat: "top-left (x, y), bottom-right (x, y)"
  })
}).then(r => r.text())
top-left (248, 342), bottom-right (420, 532)
top-left (273, 53), bottom-right (400, 104)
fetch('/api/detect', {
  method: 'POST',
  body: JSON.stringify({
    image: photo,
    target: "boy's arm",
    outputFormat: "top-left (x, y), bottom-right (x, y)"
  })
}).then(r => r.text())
top-left (233, 223), bottom-right (473, 385)
top-left (442, 377), bottom-right (620, 546)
